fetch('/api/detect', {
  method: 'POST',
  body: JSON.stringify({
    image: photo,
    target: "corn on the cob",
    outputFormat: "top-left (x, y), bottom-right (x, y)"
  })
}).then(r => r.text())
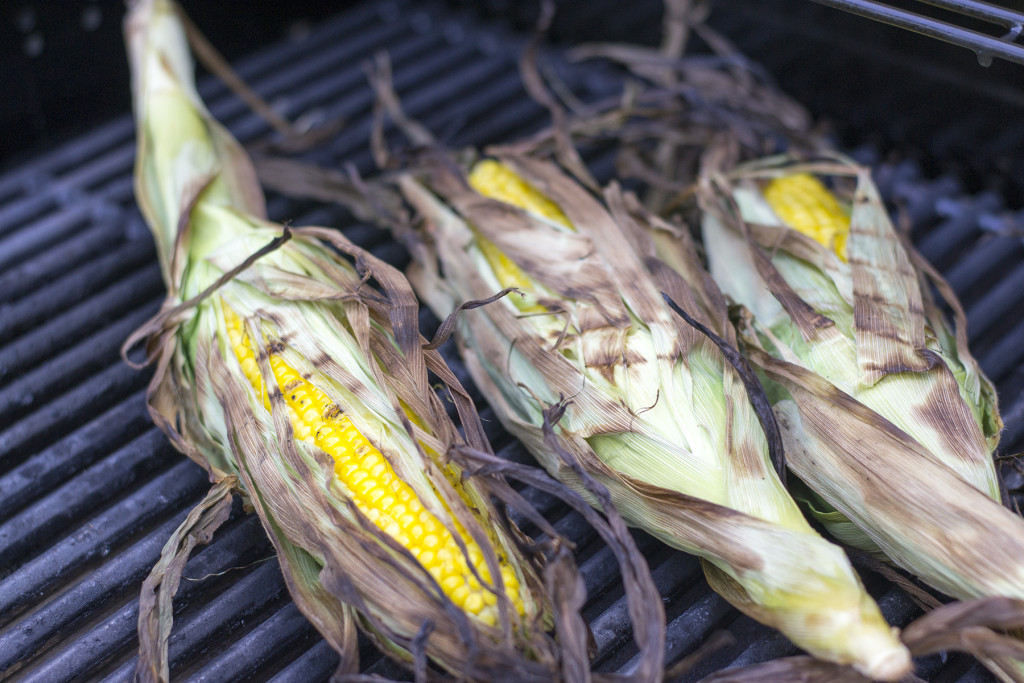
top-left (123, 2), bottom-right (574, 679)
top-left (382, 153), bottom-right (911, 680)
top-left (698, 155), bottom-right (1024, 608)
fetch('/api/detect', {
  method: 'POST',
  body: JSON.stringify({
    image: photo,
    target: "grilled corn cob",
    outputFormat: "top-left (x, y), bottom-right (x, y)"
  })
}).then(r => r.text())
top-left (384, 154), bottom-right (911, 680)
top-left (699, 155), bottom-right (1024, 606)
top-left (123, 2), bottom-right (570, 679)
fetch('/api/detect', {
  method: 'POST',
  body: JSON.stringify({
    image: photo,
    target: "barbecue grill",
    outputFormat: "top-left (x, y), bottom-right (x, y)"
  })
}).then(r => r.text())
top-left (2, 1), bottom-right (1022, 680)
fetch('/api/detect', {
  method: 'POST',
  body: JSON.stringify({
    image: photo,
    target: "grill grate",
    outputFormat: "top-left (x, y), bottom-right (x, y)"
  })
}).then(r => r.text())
top-left (0, 1), bottom-right (1021, 681)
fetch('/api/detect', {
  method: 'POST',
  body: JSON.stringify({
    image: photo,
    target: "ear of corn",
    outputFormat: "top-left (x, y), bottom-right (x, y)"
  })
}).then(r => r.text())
top-left (124, 2), bottom-right (572, 679)
top-left (389, 154), bottom-right (911, 680)
top-left (699, 155), bottom-right (1024, 606)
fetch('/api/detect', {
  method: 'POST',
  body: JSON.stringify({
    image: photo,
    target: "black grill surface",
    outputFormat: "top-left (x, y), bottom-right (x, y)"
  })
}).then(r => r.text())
top-left (1, 1), bottom-right (1022, 681)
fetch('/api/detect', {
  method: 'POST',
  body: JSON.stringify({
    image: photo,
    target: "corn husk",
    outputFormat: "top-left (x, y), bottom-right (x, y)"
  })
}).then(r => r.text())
top-left (123, 2), bottom-right (666, 680)
top-left (697, 152), bottom-right (1024, 605)
top-left (302, 138), bottom-right (911, 679)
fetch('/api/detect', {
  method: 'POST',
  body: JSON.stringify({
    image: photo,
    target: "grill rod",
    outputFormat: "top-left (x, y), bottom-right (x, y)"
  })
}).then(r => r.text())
top-left (809, 0), bottom-right (1024, 66)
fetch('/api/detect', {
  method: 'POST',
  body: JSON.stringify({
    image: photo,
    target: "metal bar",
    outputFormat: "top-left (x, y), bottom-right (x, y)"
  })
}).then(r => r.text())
top-left (962, 260), bottom-right (1024, 340)
top-left (0, 362), bottom-right (148, 463)
top-left (810, 0), bottom-right (1024, 65)
top-left (934, 219), bottom-right (1015, 288)
top-left (0, 240), bottom-right (156, 345)
top-left (0, 458), bottom-right (205, 618)
top-left (0, 430), bottom-right (175, 573)
top-left (0, 267), bottom-right (163, 381)
top-left (183, 603), bottom-right (318, 682)
top-left (0, 513), bottom-right (188, 671)
top-left (265, 640), bottom-right (338, 683)
top-left (914, 0), bottom-right (1024, 30)
top-left (0, 394), bottom-right (150, 515)
top-left (979, 312), bottom-right (1024, 381)
top-left (0, 307), bottom-right (155, 430)
top-left (12, 515), bottom-right (271, 682)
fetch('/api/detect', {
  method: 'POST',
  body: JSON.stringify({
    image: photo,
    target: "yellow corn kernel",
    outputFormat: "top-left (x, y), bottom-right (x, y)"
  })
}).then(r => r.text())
top-left (764, 173), bottom-right (850, 261)
top-left (222, 306), bottom-right (523, 623)
top-left (469, 159), bottom-right (571, 228)
top-left (475, 234), bottom-right (539, 308)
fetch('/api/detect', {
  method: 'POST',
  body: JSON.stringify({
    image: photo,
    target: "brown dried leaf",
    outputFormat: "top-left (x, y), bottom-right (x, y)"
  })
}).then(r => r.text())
top-left (136, 476), bottom-right (236, 683)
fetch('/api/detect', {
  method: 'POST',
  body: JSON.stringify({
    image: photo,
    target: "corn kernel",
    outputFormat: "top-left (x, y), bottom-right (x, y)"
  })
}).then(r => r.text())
top-left (764, 173), bottom-right (850, 262)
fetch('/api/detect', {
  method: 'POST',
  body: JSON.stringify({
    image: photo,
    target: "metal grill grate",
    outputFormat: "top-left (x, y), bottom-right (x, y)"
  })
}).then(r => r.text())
top-left (1, 1), bottom-right (1022, 680)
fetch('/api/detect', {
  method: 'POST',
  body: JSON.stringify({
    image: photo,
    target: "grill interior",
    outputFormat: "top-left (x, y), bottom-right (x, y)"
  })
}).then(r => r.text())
top-left (1, 1), bottom-right (1022, 680)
